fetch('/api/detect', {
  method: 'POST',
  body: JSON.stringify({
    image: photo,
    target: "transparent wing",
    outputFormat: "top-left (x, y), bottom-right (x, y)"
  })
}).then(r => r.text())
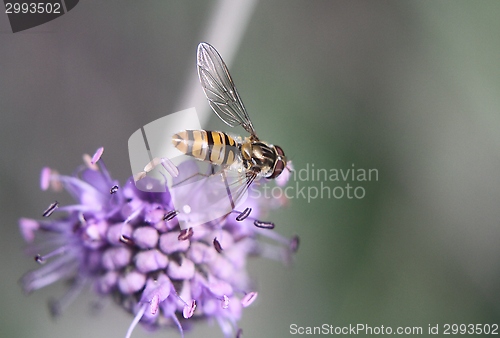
top-left (170, 160), bottom-right (256, 229)
top-left (197, 42), bottom-right (257, 137)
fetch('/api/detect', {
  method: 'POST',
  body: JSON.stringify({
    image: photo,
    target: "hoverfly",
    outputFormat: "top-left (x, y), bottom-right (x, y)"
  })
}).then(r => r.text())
top-left (170, 42), bottom-right (287, 227)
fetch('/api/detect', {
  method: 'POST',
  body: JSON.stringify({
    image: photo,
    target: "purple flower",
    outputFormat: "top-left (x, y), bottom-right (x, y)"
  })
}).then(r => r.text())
top-left (20, 148), bottom-right (298, 337)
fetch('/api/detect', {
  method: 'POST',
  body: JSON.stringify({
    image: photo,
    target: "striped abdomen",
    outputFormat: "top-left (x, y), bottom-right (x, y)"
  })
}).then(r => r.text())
top-left (172, 130), bottom-right (239, 166)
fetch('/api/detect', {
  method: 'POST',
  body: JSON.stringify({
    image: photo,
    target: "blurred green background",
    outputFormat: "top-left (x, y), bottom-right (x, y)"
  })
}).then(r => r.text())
top-left (1, 1), bottom-right (500, 337)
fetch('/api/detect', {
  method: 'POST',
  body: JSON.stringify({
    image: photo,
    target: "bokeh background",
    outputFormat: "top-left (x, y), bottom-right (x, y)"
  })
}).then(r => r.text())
top-left (2, 1), bottom-right (500, 337)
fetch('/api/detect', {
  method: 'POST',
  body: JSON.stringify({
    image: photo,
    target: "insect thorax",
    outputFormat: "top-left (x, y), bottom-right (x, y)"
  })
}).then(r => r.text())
top-left (241, 138), bottom-right (278, 177)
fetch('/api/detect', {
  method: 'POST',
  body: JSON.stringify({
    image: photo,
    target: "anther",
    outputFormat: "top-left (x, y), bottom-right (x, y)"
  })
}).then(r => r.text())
top-left (91, 147), bottom-right (104, 164)
top-left (183, 300), bottom-right (196, 319)
top-left (133, 171), bottom-right (147, 182)
top-left (42, 201), bottom-right (59, 217)
top-left (163, 210), bottom-right (179, 221)
top-left (161, 157), bottom-right (179, 177)
top-left (213, 237), bottom-right (223, 253)
top-left (34, 254), bottom-right (45, 264)
top-left (48, 298), bottom-right (62, 318)
top-left (150, 294), bottom-right (160, 315)
top-left (78, 213), bottom-right (87, 225)
top-left (241, 291), bottom-right (258, 307)
top-left (143, 157), bottom-right (162, 173)
top-left (40, 167), bottom-right (51, 191)
top-left (236, 208), bottom-right (252, 221)
top-left (34, 246), bottom-right (67, 264)
top-left (178, 227), bottom-right (193, 241)
top-left (290, 235), bottom-right (300, 253)
top-left (253, 220), bottom-right (275, 229)
top-left (110, 185), bottom-right (119, 194)
top-left (120, 235), bottom-right (134, 246)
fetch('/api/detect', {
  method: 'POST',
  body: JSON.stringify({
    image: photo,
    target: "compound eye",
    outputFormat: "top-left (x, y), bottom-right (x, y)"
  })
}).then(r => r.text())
top-left (275, 145), bottom-right (285, 158)
top-left (268, 159), bottom-right (285, 179)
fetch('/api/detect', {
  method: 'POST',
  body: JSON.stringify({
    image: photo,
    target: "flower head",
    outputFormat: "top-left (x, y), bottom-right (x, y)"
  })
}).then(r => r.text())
top-left (20, 148), bottom-right (298, 337)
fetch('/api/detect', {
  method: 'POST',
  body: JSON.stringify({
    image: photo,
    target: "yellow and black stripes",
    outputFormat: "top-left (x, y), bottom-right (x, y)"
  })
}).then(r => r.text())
top-left (172, 130), bottom-right (238, 166)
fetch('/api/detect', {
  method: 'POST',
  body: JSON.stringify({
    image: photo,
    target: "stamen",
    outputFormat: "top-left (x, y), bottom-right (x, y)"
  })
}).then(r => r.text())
top-left (213, 237), bottom-right (223, 253)
top-left (125, 303), bottom-right (147, 338)
top-left (236, 328), bottom-right (243, 338)
top-left (123, 207), bottom-right (142, 224)
top-left (82, 154), bottom-right (98, 171)
top-left (178, 227), bottom-right (193, 241)
top-left (163, 210), bottom-right (179, 221)
top-left (119, 235), bottom-right (134, 246)
top-left (96, 157), bottom-right (113, 187)
top-left (47, 277), bottom-right (85, 318)
top-left (40, 167), bottom-right (51, 191)
top-left (143, 157), bottom-right (162, 173)
top-left (216, 317), bottom-right (235, 337)
top-left (236, 207), bottom-right (252, 221)
top-left (183, 300), bottom-right (196, 319)
top-left (253, 220), bottom-right (275, 229)
top-left (110, 185), bottom-right (119, 194)
top-left (42, 201), bottom-right (59, 217)
top-left (234, 211), bottom-right (277, 230)
top-left (21, 254), bottom-right (76, 293)
top-left (257, 242), bottom-right (292, 264)
top-left (254, 226), bottom-right (290, 246)
top-left (34, 246), bottom-right (67, 265)
top-left (290, 235), bottom-right (300, 253)
top-left (170, 313), bottom-right (185, 338)
top-left (78, 212), bottom-right (87, 226)
top-left (19, 218), bottom-right (39, 243)
top-left (46, 169), bottom-right (63, 191)
top-left (91, 147), bottom-right (104, 164)
top-left (221, 294), bottom-right (229, 309)
top-left (133, 171), bottom-right (147, 182)
top-left (150, 294), bottom-right (160, 315)
top-left (241, 292), bottom-right (258, 307)
top-left (120, 207), bottom-right (143, 242)
top-left (48, 298), bottom-right (62, 317)
top-left (161, 157), bottom-right (179, 177)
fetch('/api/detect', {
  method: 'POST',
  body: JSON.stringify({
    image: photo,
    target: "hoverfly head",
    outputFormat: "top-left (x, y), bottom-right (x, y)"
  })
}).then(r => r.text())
top-left (268, 145), bottom-right (287, 179)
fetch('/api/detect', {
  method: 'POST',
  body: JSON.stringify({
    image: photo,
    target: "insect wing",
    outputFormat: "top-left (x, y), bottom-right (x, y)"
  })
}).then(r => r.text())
top-left (197, 42), bottom-right (257, 136)
top-left (170, 160), bottom-right (253, 229)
